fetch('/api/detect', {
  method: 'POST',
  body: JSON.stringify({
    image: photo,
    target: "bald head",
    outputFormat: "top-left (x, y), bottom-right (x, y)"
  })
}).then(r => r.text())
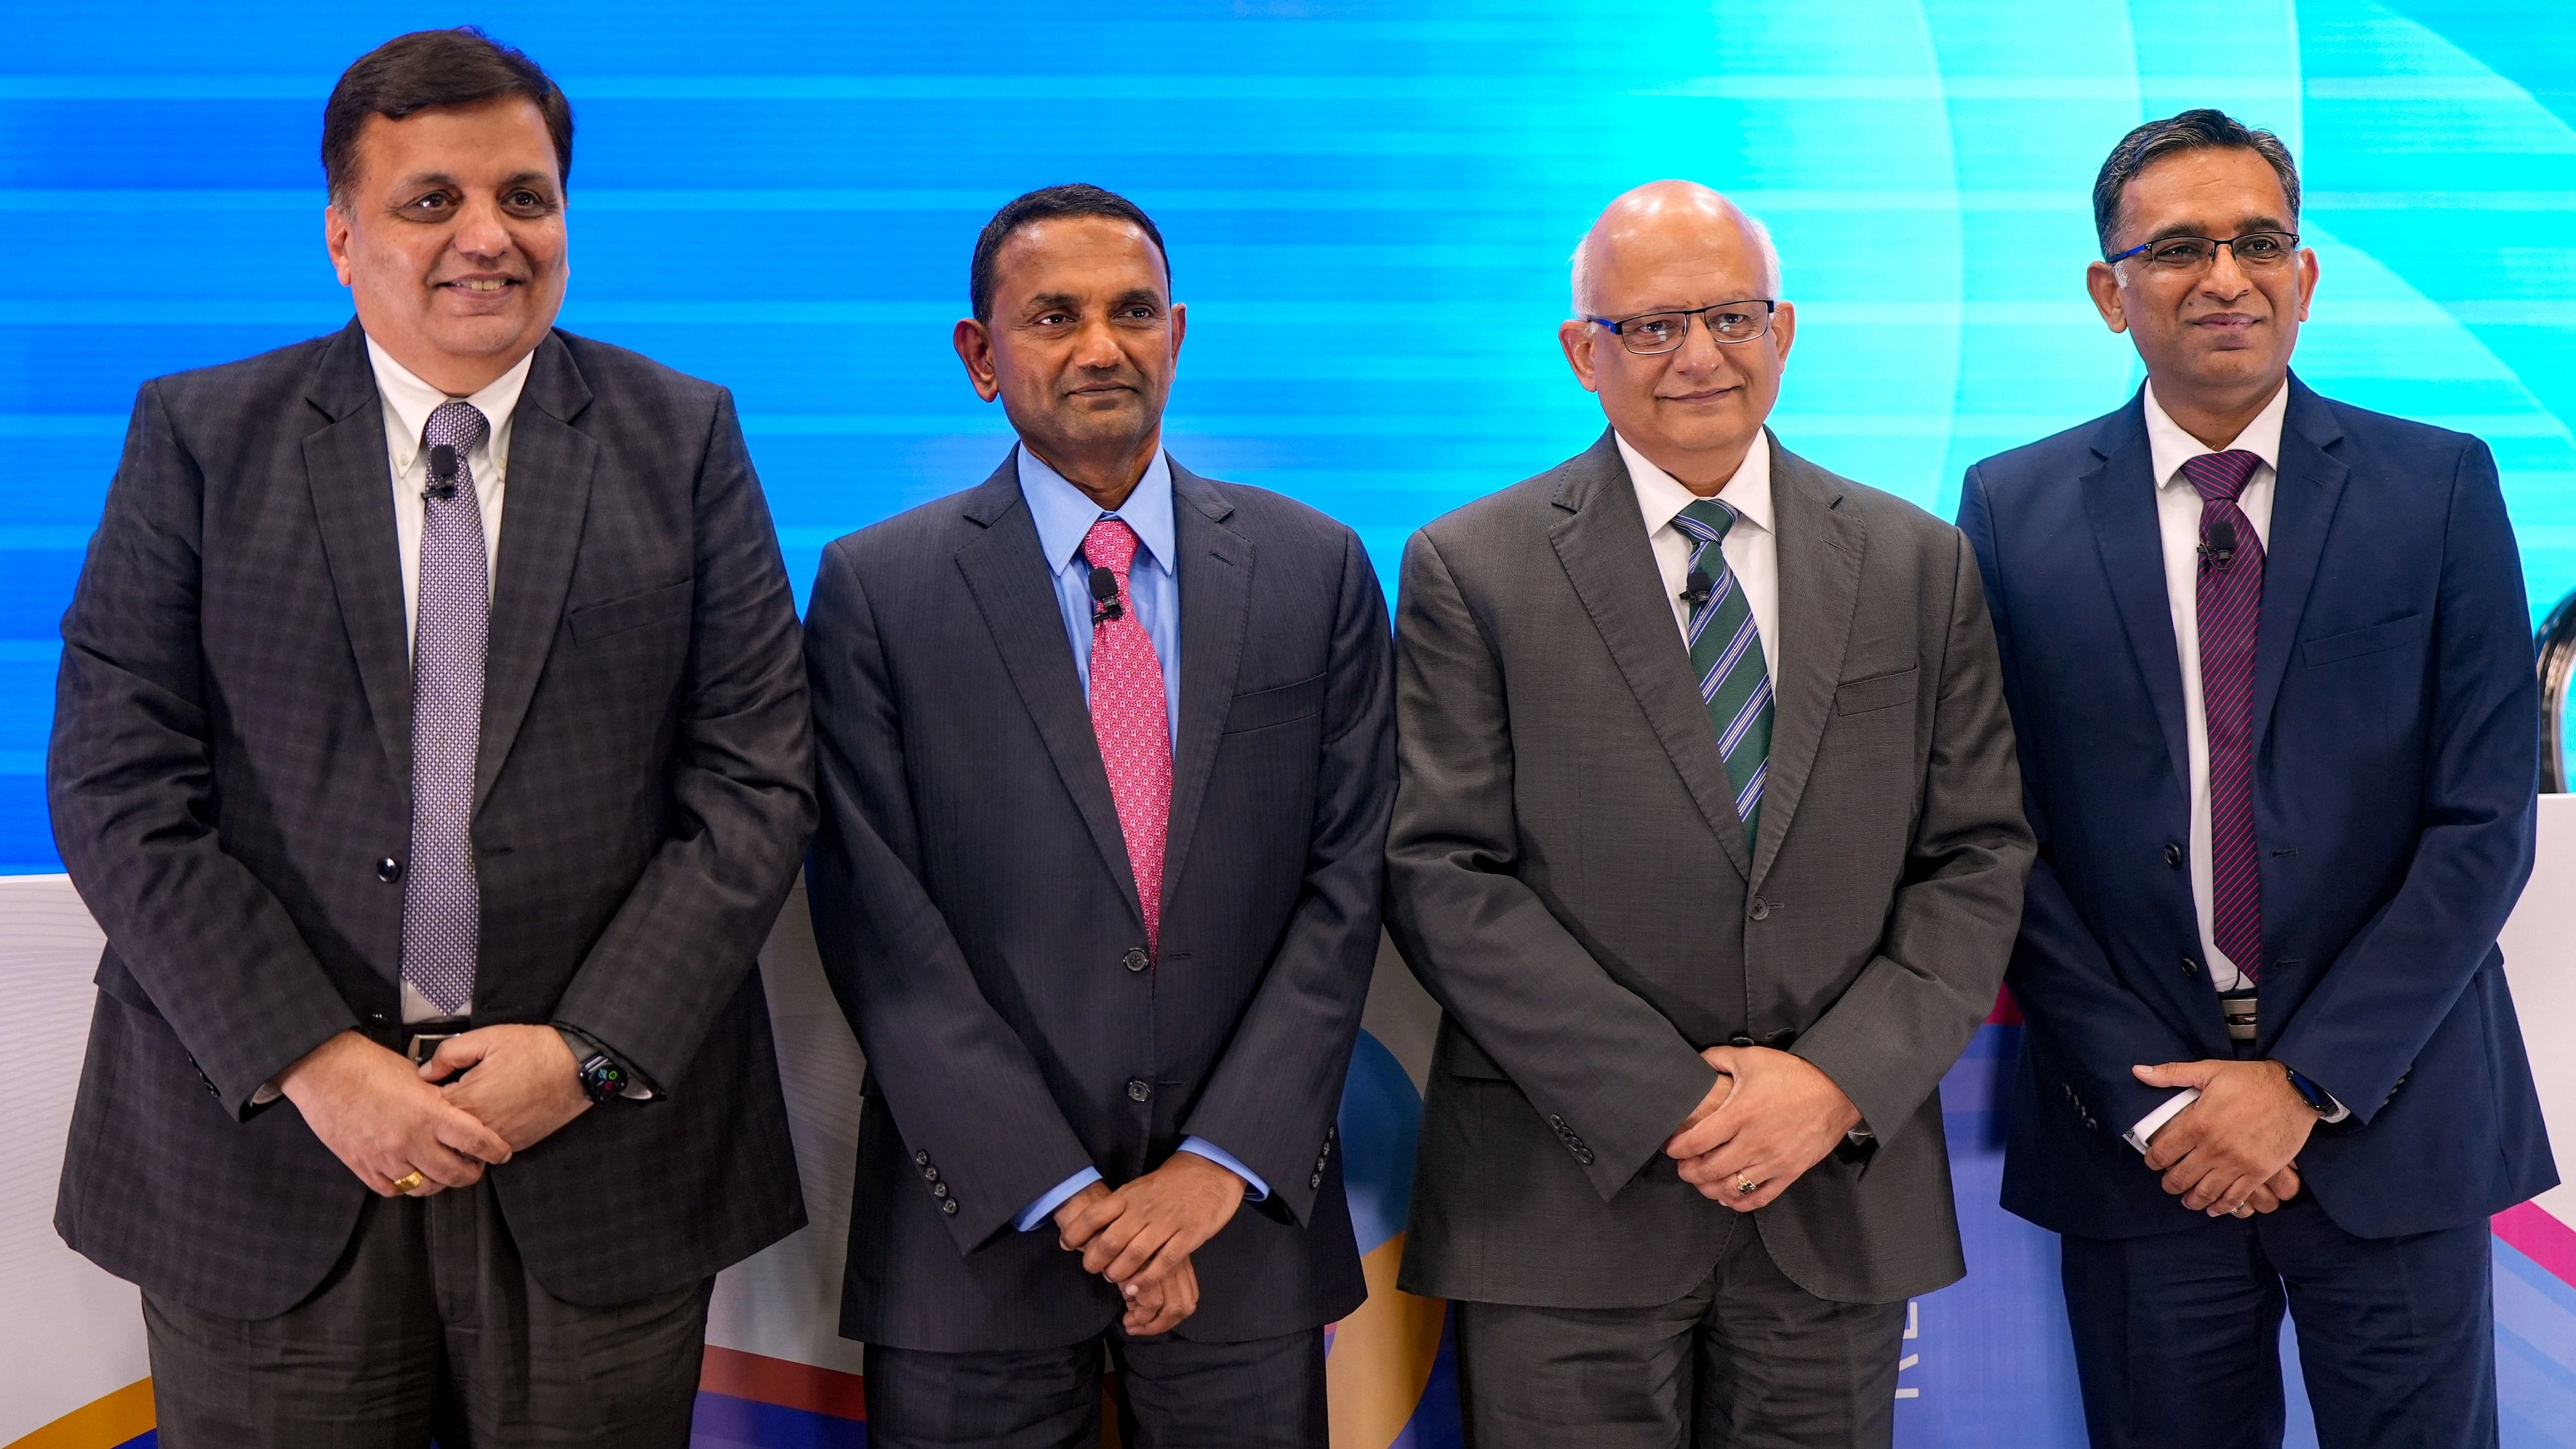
top-left (1570, 181), bottom-right (1781, 317)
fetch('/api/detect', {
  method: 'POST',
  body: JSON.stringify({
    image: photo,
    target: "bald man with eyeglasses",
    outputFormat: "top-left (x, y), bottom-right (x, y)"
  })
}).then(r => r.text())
top-left (1386, 180), bottom-right (2032, 1448)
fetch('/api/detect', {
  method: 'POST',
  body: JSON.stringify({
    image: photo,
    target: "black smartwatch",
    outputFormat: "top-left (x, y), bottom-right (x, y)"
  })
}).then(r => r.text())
top-left (2282, 1065), bottom-right (2333, 1117)
top-left (576, 1048), bottom-right (630, 1104)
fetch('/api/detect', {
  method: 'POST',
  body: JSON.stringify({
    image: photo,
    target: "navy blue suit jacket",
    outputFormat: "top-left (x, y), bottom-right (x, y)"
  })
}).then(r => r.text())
top-left (1959, 376), bottom-right (2554, 1242)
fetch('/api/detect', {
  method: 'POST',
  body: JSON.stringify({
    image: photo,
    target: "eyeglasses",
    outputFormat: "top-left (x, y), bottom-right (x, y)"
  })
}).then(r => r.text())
top-left (2105, 231), bottom-right (2301, 272)
top-left (1587, 299), bottom-right (1777, 355)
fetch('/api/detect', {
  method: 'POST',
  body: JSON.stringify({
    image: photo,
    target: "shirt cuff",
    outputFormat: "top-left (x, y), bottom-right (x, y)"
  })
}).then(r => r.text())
top-left (2125, 1088), bottom-right (2199, 1153)
top-left (1179, 1137), bottom-right (1269, 1202)
top-left (1016, 1167), bottom-right (1104, 1232)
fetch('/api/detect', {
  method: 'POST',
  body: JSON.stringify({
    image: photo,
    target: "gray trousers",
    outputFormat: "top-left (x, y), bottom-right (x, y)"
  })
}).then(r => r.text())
top-left (1453, 1216), bottom-right (1907, 1449)
top-left (144, 1180), bottom-right (712, 1449)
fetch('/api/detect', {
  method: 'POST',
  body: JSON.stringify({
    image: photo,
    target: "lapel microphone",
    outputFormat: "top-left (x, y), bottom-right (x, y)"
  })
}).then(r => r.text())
top-left (1680, 568), bottom-right (1715, 609)
top-left (1088, 565), bottom-right (1123, 623)
top-left (424, 444), bottom-right (460, 501)
top-left (2199, 517), bottom-right (2238, 572)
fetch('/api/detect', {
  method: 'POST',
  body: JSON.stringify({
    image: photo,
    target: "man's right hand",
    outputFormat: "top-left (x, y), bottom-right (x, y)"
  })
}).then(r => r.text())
top-left (276, 1030), bottom-right (513, 1197)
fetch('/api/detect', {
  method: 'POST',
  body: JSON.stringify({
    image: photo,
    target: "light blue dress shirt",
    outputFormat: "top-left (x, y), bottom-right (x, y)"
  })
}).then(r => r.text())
top-left (1011, 446), bottom-right (1270, 1232)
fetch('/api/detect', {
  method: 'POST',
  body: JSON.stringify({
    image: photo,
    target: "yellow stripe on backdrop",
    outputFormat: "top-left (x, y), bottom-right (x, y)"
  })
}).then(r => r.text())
top-left (2, 1378), bottom-right (152, 1449)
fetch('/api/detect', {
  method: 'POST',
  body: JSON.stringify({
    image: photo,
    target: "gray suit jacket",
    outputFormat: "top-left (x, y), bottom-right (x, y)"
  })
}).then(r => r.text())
top-left (49, 321), bottom-right (816, 1317)
top-left (1388, 429), bottom-right (2032, 1307)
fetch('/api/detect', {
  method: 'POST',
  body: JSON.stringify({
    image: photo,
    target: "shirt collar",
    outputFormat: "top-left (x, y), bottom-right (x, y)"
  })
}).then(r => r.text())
top-left (365, 335), bottom-right (535, 474)
top-left (2142, 379), bottom-right (2288, 491)
top-left (1016, 444), bottom-right (1178, 575)
top-left (1616, 429), bottom-right (1774, 537)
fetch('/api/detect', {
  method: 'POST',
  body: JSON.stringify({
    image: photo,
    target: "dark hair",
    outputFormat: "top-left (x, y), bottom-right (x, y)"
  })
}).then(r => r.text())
top-left (322, 28), bottom-right (573, 202)
top-left (2092, 108), bottom-right (2299, 259)
top-left (969, 184), bottom-right (1171, 322)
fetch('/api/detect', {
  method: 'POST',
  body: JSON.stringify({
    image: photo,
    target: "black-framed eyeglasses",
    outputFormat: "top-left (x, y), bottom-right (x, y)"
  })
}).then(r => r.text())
top-left (1587, 299), bottom-right (1777, 355)
top-left (2105, 231), bottom-right (2301, 272)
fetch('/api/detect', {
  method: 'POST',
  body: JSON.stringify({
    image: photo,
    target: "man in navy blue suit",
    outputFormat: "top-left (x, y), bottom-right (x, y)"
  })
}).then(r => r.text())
top-left (1959, 109), bottom-right (2554, 1448)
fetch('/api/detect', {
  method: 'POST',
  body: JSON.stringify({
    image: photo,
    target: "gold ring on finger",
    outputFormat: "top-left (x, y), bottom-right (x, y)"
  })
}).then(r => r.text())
top-left (1733, 1174), bottom-right (1758, 1197)
top-left (391, 1169), bottom-right (426, 1195)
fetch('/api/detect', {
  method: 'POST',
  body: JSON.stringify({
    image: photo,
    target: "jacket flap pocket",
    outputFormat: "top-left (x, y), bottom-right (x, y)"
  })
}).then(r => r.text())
top-left (567, 578), bottom-right (692, 643)
top-left (2300, 613), bottom-right (2428, 668)
top-left (1223, 671), bottom-right (1328, 734)
top-left (1834, 664), bottom-right (1920, 716)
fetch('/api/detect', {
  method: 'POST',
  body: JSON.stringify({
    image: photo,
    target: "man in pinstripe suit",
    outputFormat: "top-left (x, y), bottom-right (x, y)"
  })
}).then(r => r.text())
top-left (47, 29), bottom-right (813, 1446)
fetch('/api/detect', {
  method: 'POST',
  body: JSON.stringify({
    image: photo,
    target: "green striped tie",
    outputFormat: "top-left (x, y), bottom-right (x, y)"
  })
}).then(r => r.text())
top-left (1672, 499), bottom-right (1773, 848)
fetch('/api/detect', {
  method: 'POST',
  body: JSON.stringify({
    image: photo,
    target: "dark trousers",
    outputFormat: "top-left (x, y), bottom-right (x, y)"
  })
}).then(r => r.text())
top-left (863, 1325), bottom-right (1327, 1448)
top-left (144, 1180), bottom-right (712, 1449)
top-left (1451, 1216), bottom-right (1908, 1449)
top-left (2061, 1193), bottom-right (2497, 1449)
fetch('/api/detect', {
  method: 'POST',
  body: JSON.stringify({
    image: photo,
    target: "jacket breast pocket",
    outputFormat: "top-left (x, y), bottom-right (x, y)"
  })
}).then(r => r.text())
top-left (1223, 671), bottom-right (1327, 734)
top-left (2300, 613), bottom-right (2428, 668)
top-left (567, 578), bottom-right (692, 643)
top-left (1834, 664), bottom-right (1920, 716)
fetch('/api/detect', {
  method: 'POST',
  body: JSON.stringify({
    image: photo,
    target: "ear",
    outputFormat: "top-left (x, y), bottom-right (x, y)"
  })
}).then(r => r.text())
top-left (324, 202), bottom-right (355, 288)
top-left (1769, 300), bottom-right (1797, 371)
top-left (953, 317), bottom-right (1001, 403)
top-left (1558, 318), bottom-right (1600, 393)
top-left (2085, 260), bottom-right (2127, 335)
top-left (2294, 246), bottom-right (2318, 321)
top-left (1167, 300), bottom-right (1188, 366)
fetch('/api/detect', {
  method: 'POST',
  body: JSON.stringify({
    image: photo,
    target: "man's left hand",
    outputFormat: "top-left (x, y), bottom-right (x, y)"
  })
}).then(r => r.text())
top-left (2133, 1059), bottom-right (2318, 1215)
top-left (1665, 1046), bottom-right (1863, 1212)
top-left (422, 1025), bottom-right (591, 1153)
top-left (1056, 1152), bottom-right (1248, 1305)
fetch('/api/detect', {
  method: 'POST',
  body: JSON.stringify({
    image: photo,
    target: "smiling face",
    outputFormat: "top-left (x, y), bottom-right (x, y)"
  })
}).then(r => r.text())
top-left (2087, 145), bottom-right (2316, 418)
top-left (324, 95), bottom-right (567, 395)
top-left (953, 214), bottom-right (1184, 501)
top-left (1559, 184), bottom-right (1794, 492)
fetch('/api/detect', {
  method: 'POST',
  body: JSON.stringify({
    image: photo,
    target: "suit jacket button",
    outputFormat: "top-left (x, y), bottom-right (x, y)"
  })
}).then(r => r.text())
top-left (922, 1166), bottom-right (939, 1182)
top-left (1310, 1172), bottom-right (1324, 1189)
top-left (1576, 1148), bottom-right (1595, 1165)
top-left (1728, 1035), bottom-right (1755, 1049)
top-left (941, 1198), bottom-right (958, 1216)
top-left (377, 856), bottom-right (403, 883)
top-left (1748, 897), bottom-right (1771, 921)
top-left (2181, 957), bottom-right (2200, 979)
top-left (1127, 1079), bottom-right (1152, 1103)
top-left (914, 1150), bottom-right (930, 1167)
top-left (2164, 843), bottom-right (2184, 869)
top-left (932, 1182), bottom-right (949, 1198)
top-left (1123, 948), bottom-right (1150, 973)
top-left (1548, 1114), bottom-right (1566, 1129)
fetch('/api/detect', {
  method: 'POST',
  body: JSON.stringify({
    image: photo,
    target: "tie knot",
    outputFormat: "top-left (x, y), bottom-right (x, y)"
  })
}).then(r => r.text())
top-left (1083, 516), bottom-right (1142, 575)
top-left (1672, 497), bottom-right (1739, 546)
top-left (2181, 449), bottom-right (2263, 505)
top-left (424, 400), bottom-right (490, 454)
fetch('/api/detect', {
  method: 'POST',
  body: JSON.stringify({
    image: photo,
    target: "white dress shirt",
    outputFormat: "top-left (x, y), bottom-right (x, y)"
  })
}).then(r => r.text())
top-left (2125, 379), bottom-right (2299, 1150)
top-left (1620, 431), bottom-right (1780, 667)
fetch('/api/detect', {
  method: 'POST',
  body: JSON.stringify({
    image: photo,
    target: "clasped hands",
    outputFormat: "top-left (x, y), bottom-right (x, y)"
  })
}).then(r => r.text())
top-left (1052, 1152), bottom-right (1249, 1336)
top-left (2132, 1059), bottom-right (2315, 1218)
top-left (1663, 1045), bottom-right (1862, 1211)
top-left (275, 1025), bottom-right (593, 1199)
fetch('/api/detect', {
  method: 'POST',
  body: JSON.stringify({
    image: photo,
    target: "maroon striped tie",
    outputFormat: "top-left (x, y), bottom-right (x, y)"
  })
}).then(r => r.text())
top-left (2187, 450), bottom-right (2266, 982)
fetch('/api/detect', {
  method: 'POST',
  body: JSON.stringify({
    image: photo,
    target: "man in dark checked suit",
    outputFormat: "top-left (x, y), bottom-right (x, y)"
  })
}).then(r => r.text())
top-left (804, 184), bottom-right (1395, 1446)
top-left (46, 29), bottom-right (814, 1446)
top-left (1962, 110), bottom-right (2552, 1449)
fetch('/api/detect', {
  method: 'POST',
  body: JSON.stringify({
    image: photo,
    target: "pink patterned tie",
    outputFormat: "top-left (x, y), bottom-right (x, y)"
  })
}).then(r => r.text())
top-left (2186, 449), bottom-right (2267, 984)
top-left (1082, 518), bottom-right (1172, 951)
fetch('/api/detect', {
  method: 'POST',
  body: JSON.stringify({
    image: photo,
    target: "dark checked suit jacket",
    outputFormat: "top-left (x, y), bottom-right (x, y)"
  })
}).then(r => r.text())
top-left (804, 452), bottom-right (1394, 1351)
top-left (1388, 430), bottom-right (2033, 1309)
top-left (49, 320), bottom-right (816, 1318)
top-left (1962, 376), bottom-right (2556, 1242)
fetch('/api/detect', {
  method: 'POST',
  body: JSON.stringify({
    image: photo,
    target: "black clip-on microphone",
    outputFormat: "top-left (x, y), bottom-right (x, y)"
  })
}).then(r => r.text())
top-left (1679, 567), bottom-right (1715, 609)
top-left (2198, 517), bottom-right (2238, 572)
top-left (1089, 565), bottom-right (1123, 623)
top-left (424, 444), bottom-right (460, 501)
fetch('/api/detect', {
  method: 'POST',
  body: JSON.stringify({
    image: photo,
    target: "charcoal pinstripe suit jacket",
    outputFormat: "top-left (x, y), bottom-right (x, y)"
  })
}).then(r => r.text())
top-left (49, 320), bottom-right (816, 1317)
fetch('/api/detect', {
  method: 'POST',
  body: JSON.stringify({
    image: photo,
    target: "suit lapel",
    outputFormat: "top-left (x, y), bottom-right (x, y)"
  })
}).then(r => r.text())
top-left (301, 322), bottom-right (414, 785)
top-left (953, 452), bottom-right (1146, 932)
top-left (1159, 463), bottom-right (1251, 911)
top-left (1548, 430), bottom-right (1752, 879)
top-left (2080, 396), bottom-right (2193, 806)
top-left (1750, 439), bottom-right (1865, 888)
top-left (2251, 378), bottom-right (2349, 757)
top-left (473, 333), bottom-right (598, 809)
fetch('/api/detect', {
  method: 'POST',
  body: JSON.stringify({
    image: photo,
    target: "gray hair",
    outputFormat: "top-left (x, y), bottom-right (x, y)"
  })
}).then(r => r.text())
top-left (1569, 205), bottom-right (1782, 318)
top-left (2093, 109), bottom-right (2300, 259)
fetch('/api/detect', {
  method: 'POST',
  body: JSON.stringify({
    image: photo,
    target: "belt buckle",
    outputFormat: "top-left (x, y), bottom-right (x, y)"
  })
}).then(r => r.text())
top-left (2217, 989), bottom-right (2259, 1044)
top-left (404, 1020), bottom-right (471, 1064)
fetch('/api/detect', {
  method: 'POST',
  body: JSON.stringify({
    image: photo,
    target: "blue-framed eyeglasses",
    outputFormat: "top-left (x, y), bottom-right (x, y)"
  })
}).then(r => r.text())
top-left (2105, 231), bottom-right (2301, 272)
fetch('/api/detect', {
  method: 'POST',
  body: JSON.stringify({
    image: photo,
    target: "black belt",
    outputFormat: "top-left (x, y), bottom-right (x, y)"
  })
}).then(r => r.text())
top-left (360, 1016), bottom-right (473, 1064)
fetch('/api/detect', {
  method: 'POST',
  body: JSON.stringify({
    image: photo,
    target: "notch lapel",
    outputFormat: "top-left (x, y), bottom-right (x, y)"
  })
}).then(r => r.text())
top-left (1158, 463), bottom-right (1251, 911)
top-left (301, 322), bottom-right (413, 786)
top-left (2080, 397), bottom-right (2193, 806)
top-left (1548, 431), bottom-right (1752, 879)
top-left (2251, 379), bottom-right (2350, 757)
top-left (473, 333), bottom-right (598, 809)
top-left (953, 453), bottom-right (1147, 933)
top-left (1750, 439), bottom-right (1865, 888)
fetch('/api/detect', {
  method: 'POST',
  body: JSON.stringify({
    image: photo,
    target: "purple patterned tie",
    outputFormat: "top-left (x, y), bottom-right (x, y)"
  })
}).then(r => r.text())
top-left (402, 401), bottom-right (491, 1016)
top-left (2186, 449), bottom-right (2267, 984)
